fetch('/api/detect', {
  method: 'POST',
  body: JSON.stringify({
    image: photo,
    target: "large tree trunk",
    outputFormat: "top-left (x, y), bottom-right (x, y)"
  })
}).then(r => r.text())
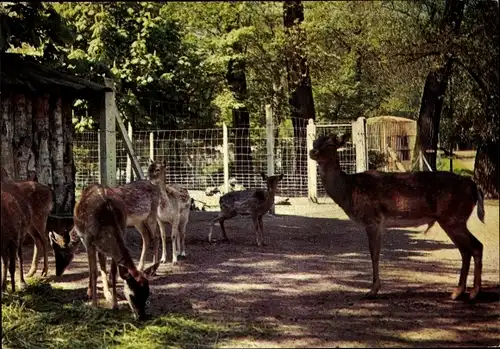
top-left (226, 55), bottom-right (253, 187)
top-left (34, 95), bottom-right (52, 186)
top-left (50, 96), bottom-right (65, 214)
top-left (414, 0), bottom-right (465, 170)
top-left (1, 94), bottom-right (14, 177)
top-left (12, 94), bottom-right (33, 180)
top-left (62, 98), bottom-right (76, 214)
top-left (474, 141), bottom-right (499, 199)
top-left (284, 0), bottom-right (315, 189)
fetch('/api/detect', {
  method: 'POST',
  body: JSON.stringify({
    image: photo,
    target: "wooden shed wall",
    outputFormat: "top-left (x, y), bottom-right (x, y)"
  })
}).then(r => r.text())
top-left (1, 93), bottom-right (76, 215)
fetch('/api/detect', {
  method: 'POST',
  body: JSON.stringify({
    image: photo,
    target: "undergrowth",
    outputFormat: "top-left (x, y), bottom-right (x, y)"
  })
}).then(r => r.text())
top-left (1, 278), bottom-right (276, 349)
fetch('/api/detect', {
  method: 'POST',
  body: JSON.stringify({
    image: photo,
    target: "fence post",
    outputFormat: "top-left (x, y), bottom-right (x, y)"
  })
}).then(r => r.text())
top-left (98, 78), bottom-right (117, 187)
top-left (306, 118), bottom-right (318, 203)
top-left (222, 122), bottom-right (229, 194)
top-left (149, 132), bottom-right (154, 161)
top-left (126, 122), bottom-right (133, 182)
top-left (265, 105), bottom-right (276, 214)
top-left (353, 117), bottom-right (368, 173)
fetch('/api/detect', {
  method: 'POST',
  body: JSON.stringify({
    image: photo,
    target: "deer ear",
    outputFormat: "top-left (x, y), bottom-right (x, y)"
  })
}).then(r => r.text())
top-left (337, 133), bottom-right (351, 147)
top-left (260, 172), bottom-right (267, 181)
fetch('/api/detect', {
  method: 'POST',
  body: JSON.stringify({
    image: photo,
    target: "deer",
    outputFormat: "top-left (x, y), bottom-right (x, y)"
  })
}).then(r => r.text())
top-left (309, 133), bottom-right (485, 301)
top-left (147, 160), bottom-right (191, 265)
top-left (70, 183), bottom-right (158, 320)
top-left (208, 172), bottom-right (284, 247)
top-left (1, 189), bottom-right (31, 292)
top-left (50, 179), bottom-right (161, 275)
top-left (1, 171), bottom-right (53, 277)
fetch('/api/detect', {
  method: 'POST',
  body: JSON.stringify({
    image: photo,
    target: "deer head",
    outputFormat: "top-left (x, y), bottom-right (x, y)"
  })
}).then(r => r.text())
top-left (49, 229), bottom-right (78, 276)
top-left (260, 172), bottom-right (284, 191)
top-left (147, 160), bottom-right (167, 185)
top-left (309, 133), bottom-right (351, 168)
top-left (120, 262), bottom-right (159, 320)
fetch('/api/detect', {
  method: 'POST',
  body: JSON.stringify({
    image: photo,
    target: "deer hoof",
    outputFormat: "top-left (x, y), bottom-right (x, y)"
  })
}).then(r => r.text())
top-left (26, 269), bottom-right (36, 278)
top-left (177, 255), bottom-right (186, 261)
top-left (469, 287), bottom-right (481, 301)
top-left (160, 257), bottom-right (168, 264)
top-left (451, 287), bottom-right (466, 300)
top-left (40, 270), bottom-right (48, 278)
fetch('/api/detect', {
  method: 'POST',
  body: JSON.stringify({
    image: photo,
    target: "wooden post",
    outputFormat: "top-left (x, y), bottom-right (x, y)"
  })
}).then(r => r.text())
top-left (98, 79), bottom-right (117, 187)
top-left (306, 118), bottom-right (318, 203)
top-left (265, 104), bottom-right (275, 214)
top-left (418, 151), bottom-right (423, 171)
top-left (126, 121), bottom-right (133, 182)
top-left (353, 117), bottom-right (368, 173)
top-left (149, 132), bottom-right (154, 161)
top-left (222, 122), bottom-right (229, 194)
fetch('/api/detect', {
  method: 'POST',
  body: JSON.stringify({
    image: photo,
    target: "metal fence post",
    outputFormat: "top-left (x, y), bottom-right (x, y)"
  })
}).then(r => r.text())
top-left (223, 122), bottom-right (229, 194)
top-left (353, 117), bottom-right (368, 173)
top-left (306, 118), bottom-right (318, 203)
top-left (265, 104), bottom-right (276, 214)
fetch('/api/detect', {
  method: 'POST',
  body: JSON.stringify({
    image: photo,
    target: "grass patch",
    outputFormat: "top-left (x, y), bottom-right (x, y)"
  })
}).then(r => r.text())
top-left (437, 156), bottom-right (475, 177)
top-left (2, 279), bottom-right (277, 349)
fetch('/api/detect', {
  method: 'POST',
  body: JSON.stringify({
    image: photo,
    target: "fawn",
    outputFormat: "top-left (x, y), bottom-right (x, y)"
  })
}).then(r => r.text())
top-left (147, 160), bottom-right (191, 264)
top-left (1, 189), bottom-right (31, 292)
top-left (72, 183), bottom-right (158, 320)
top-left (50, 179), bottom-right (161, 275)
top-left (310, 133), bottom-right (485, 301)
top-left (208, 172), bottom-right (283, 246)
top-left (1, 171), bottom-right (53, 277)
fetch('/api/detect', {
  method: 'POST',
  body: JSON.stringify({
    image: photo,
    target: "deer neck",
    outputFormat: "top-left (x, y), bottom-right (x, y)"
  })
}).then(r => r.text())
top-left (263, 187), bottom-right (277, 208)
top-left (318, 162), bottom-right (353, 213)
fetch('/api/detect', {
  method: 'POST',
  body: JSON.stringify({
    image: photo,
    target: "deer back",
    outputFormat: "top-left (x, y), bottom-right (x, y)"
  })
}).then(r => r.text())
top-left (1, 190), bottom-right (30, 257)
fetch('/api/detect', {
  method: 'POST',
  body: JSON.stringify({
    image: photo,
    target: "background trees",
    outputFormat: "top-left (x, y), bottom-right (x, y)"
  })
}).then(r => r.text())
top-left (3, 1), bottom-right (497, 197)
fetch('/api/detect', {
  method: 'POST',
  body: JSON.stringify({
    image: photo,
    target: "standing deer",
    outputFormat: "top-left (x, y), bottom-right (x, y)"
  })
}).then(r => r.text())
top-left (147, 160), bottom-right (191, 265)
top-left (1, 172), bottom-right (53, 277)
top-left (309, 133), bottom-right (485, 300)
top-left (50, 180), bottom-right (161, 275)
top-left (1, 189), bottom-right (30, 292)
top-left (208, 173), bottom-right (284, 246)
top-left (72, 183), bottom-right (158, 320)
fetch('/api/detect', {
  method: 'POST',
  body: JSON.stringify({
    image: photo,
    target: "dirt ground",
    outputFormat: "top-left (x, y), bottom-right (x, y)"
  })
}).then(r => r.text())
top-left (24, 198), bottom-right (500, 348)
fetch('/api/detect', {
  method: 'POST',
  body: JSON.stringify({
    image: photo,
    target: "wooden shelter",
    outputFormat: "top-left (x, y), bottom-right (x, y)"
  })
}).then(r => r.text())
top-left (366, 115), bottom-right (417, 172)
top-left (0, 52), bottom-right (112, 214)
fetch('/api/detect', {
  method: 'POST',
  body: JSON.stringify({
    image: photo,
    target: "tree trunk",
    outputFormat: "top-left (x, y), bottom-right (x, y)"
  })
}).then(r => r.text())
top-left (62, 98), bottom-right (76, 214)
top-left (283, 0), bottom-right (316, 189)
top-left (473, 141), bottom-right (498, 199)
top-left (12, 93), bottom-right (33, 180)
top-left (1, 95), bottom-right (14, 178)
top-left (34, 95), bottom-right (52, 185)
top-left (226, 55), bottom-right (253, 186)
top-left (50, 96), bottom-right (65, 214)
top-left (414, 0), bottom-right (466, 170)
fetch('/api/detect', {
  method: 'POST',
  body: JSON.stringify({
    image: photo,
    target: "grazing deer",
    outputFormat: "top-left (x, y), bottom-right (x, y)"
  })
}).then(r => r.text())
top-left (50, 180), bottom-right (161, 274)
top-left (72, 183), bottom-right (158, 320)
top-left (147, 160), bottom-right (191, 264)
top-left (309, 133), bottom-right (485, 301)
top-left (1, 189), bottom-right (30, 292)
top-left (208, 173), bottom-right (284, 246)
top-left (1, 174), bottom-right (53, 277)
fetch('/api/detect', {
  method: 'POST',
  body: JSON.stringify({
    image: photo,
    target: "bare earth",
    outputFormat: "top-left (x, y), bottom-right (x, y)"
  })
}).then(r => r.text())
top-left (25, 198), bottom-right (500, 348)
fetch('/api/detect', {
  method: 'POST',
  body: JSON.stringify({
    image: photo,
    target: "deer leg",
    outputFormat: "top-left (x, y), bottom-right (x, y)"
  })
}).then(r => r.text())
top-left (34, 217), bottom-right (50, 277)
top-left (87, 247), bottom-right (98, 307)
top-left (208, 215), bottom-right (221, 243)
top-left (171, 217), bottom-right (181, 265)
top-left (17, 243), bottom-right (26, 290)
top-left (26, 227), bottom-right (41, 277)
top-left (158, 219), bottom-right (169, 264)
top-left (98, 252), bottom-right (113, 304)
top-left (258, 215), bottom-right (265, 246)
top-left (440, 221), bottom-right (483, 300)
top-left (9, 248), bottom-right (17, 292)
top-left (110, 259), bottom-right (118, 310)
top-left (179, 213), bottom-right (189, 259)
top-left (251, 214), bottom-right (263, 247)
top-left (134, 223), bottom-right (151, 271)
top-left (364, 224), bottom-right (383, 298)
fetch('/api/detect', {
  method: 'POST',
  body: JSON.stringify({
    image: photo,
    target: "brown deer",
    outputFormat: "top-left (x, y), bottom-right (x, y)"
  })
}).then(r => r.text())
top-left (50, 180), bottom-right (161, 274)
top-left (72, 183), bottom-right (158, 320)
top-left (309, 133), bottom-right (485, 301)
top-left (208, 173), bottom-right (284, 246)
top-left (1, 173), bottom-right (53, 277)
top-left (1, 189), bottom-right (31, 291)
top-left (147, 160), bottom-right (191, 264)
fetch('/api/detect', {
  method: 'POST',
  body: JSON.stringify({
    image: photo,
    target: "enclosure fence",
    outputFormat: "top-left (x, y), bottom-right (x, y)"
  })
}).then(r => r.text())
top-left (73, 115), bottom-right (416, 202)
